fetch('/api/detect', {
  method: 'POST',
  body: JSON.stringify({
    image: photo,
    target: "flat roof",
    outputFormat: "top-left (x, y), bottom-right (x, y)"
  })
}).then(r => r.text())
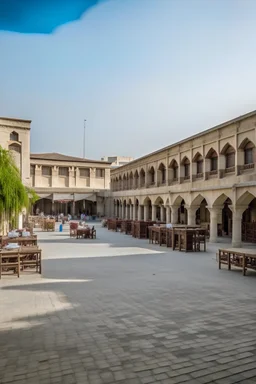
top-left (30, 152), bottom-right (111, 165)
top-left (0, 116), bottom-right (32, 123)
top-left (112, 109), bottom-right (256, 171)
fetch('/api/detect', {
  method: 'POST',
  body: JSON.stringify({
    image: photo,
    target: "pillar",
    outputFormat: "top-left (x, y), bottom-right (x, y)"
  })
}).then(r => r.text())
top-left (231, 206), bottom-right (246, 247)
top-left (160, 205), bottom-right (165, 222)
top-left (171, 206), bottom-right (179, 224)
top-left (166, 206), bottom-right (171, 223)
top-left (186, 205), bottom-right (200, 226)
top-left (144, 205), bottom-right (149, 221)
top-left (208, 206), bottom-right (222, 243)
top-left (138, 205), bottom-right (142, 221)
top-left (72, 200), bottom-right (75, 216)
top-left (152, 205), bottom-right (157, 221)
top-left (18, 213), bottom-right (23, 229)
top-left (133, 204), bottom-right (136, 220)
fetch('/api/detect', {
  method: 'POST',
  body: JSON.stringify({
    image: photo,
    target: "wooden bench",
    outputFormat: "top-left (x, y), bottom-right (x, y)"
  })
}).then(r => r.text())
top-left (219, 248), bottom-right (256, 276)
top-left (0, 246), bottom-right (42, 277)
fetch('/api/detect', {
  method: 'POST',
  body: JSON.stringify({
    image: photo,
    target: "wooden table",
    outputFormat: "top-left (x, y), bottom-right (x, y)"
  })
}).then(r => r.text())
top-left (172, 228), bottom-right (206, 252)
top-left (0, 246), bottom-right (42, 277)
top-left (219, 248), bottom-right (256, 276)
top-left (1, 236), bottom-right (38, 247)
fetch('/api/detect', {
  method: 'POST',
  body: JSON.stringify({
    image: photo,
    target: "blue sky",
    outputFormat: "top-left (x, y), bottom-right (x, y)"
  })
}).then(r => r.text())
top-left (0, 0), bottom-right (256, 160)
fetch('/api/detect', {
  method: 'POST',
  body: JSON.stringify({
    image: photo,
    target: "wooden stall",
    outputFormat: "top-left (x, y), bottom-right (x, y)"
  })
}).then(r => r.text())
top-left (107, 219), bottom-right (122, 232)
top-left (121, 220), bottom-right (132, 235)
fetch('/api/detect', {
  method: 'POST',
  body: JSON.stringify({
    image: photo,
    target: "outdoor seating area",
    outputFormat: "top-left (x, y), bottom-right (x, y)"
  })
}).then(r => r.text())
top-left (107, 219), bottom-right (207, 252)
top-left (28, 215), bottom-right (56, 232)
top-left (69, 222), bottom-right (96, 239)
top-left (0, 230), bottom-right (42, 278)
top-left (218, 248), bottom-right (256, 276)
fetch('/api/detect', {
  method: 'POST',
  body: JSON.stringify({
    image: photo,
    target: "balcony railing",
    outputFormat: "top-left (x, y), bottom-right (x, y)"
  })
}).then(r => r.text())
top-left (209, 170), bottom-right (217, 176)
top-left (225, 166), bottom-right (235, 174)
top-left (184, 175), bottom-right (190, 180)
top-left (196, 173), bottom-right (203, 179)
top-left (242, 163), bottom-right (254, 170)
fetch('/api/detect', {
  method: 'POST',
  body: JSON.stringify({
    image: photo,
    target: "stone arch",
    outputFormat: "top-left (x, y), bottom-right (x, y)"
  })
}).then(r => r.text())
top-left (236, 191), bottom-right (256, 206)
top-left (191, 194), bottom-right (209, 206)
top-left (9, 143), bottom-right (21, 171)
top-left (238, 137), bottom-right (255, 149)
top-left (181, 156), bottom-right (190, 165)
top-left (192, 152), bottom-right (203, 162)
top-left (206, 147), bottom-right (218, 158)
top-left (10, 131), bottom-right (19, 142)
top-left (148, 166), bottom-right (155, 185)
top-left (172, 195), bottom-right (185, 206)
top-left (169, 159), bottom-right (179, 182)
top-left (158, 162), bottom-right (166, 184)
top-left (153, 196), bottom-right (164, 205)
top-left (220, 142), bottom-right (235, 155)
top-left (139, 167), bottom-right (146, 187)
top-left (134, 169), bottom-right (139, 188)
top-left (212, 193), bottom-right (231, 207)
top-left (143, 196), bottom-right (151, 205)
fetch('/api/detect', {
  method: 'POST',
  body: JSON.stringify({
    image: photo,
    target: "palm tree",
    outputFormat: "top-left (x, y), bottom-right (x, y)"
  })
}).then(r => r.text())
top-left (0, 146), bottom-right (37, 232)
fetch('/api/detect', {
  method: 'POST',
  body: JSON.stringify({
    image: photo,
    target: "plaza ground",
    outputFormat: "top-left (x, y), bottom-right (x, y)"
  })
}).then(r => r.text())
top-left (0, 225), bottom-right (256, 384)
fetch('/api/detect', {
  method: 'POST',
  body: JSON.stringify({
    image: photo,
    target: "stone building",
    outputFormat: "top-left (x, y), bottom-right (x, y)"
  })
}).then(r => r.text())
top-left (109, 110), bottom-right (256, 247)
top-left (0, 117), bottom-right (111, 218)
top-left (30, 153), bottom-right (111, 216)
top-left (101, 156), bottom-right (134, 168)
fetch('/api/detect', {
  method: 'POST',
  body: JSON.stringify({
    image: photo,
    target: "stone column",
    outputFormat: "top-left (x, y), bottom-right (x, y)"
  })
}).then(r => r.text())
top-left (160, 205), bottom-right (165, 222)
top-left (208, 206), bottom-right (222, 243)
top-left (171, 206), bottom-right (179, 224)
top-left (231, 206), bottom-right (246, 247)
top-left (138, 205), bottom-right (142, 221)
top-left (186, 206), bottom-right (200, 226)
top-left (133, 204), bottom-right (136, 220)
top-left (152, 205), bottom-right (157, 221)
top-left (166, 206), bottom-right (171, 223)
top-left (121, 204), bottom-right (125, 219)
top-left (144, 205), bottom-right (149, 221)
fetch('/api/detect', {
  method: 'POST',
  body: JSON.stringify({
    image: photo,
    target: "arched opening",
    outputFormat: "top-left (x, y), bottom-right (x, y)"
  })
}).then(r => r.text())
top-left (192, 152), bottom-right (203, 180)
top-left (10, 131), bottom-right (19, 142)
top-left (158, 163), bottom-right (166, 185)
top-left (123, 174), bottom-right (127, 190)
top-left (242, 197), bottom-right (256, 242)
top-left (118, 175), bottom-right (122, 190)
top-left (139, 168), bottom-right (145, 188)
top-left (148, 166), bottom-right (155, 186)
top-left (213, 194), bottom-right (233, 237)
top-left (205, 148), bottom-right (218, 177)
top-left (143, 197), bottom-right (152, 221)
top-left (129, 172), bottom-right (134, 190)
top-left (116, 200), bottom-right (120, 218)
top-left (191, 195), bottom-right (210, 228)
top-left (181, 157), bottom-right (190, 181)
top-left (169, 159), bottom-right (179, 183)
top-left (178, 199), bottom-right (187, 224)
top-left (221, 144), bottom-right (235, 174)
top-left (9, 143), bottom-right (21, 172)
top-left (134, 170), bottom-right (139, 189)
top-left (153, 196), bottom-right (164, 221)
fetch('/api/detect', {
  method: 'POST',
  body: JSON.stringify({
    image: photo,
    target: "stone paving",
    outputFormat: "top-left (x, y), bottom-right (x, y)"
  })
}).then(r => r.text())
top-left (0, 224), bottom-right (256, 384)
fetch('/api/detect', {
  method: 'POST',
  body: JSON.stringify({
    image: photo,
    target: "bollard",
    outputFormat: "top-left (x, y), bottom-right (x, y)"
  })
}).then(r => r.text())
top-left (59, 223), bottom-right (63, 232)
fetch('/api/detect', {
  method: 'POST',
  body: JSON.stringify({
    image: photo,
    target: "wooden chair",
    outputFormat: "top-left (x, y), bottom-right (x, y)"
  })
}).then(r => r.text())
top-left (70, 222), bottom-right (78, 238)
top-left (0, 251), bottom-right (20, 278)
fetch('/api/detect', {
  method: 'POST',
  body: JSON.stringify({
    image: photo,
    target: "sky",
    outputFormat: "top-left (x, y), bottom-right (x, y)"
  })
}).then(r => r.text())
top-left (0, 0), bottom-right (256, 161)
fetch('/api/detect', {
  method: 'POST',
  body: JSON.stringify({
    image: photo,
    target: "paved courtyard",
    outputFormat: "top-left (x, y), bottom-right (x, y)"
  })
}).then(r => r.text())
top-left (0, 224), bottom-right (256, 384)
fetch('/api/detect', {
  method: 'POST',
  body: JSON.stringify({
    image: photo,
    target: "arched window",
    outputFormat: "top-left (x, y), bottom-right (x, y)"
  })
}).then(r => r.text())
top-left (181, 157), bottom-right (190, 180)
top-left (158, 163), bottom-right (166, 184)
top-left (148, 167), bottom-right (155, 185)
top-left (140, 168), bottom-right (145, 187)
top-left (193, 153), bottom-right (203, 177)
top-left (169, 160), bottom-right (179, 181)
top-left (10, 131), bottom-right (19, 142)
top-left (244, 142), bottom-right (254, 165)
top-left (225, 145), bottom-right (235, 169)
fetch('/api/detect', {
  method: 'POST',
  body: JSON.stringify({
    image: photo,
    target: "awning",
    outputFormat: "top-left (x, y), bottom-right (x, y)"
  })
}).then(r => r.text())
top-left (53, 193), bottom-right (73, 202)
top-left (37, 194), bottom-right (53, 200)
top-left (74, 193), bottom-right (96, 202)
top-left (52, 193), bottom-right (97, 203)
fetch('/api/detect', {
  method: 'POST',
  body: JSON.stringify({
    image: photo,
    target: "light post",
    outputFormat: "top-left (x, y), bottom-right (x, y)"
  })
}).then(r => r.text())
top-left (83, 119), bottom-right (86, 158)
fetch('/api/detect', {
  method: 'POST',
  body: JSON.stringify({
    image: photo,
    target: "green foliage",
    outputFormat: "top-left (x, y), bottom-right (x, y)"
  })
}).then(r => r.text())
top-left (0, 146), bottom-right (37, 222)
